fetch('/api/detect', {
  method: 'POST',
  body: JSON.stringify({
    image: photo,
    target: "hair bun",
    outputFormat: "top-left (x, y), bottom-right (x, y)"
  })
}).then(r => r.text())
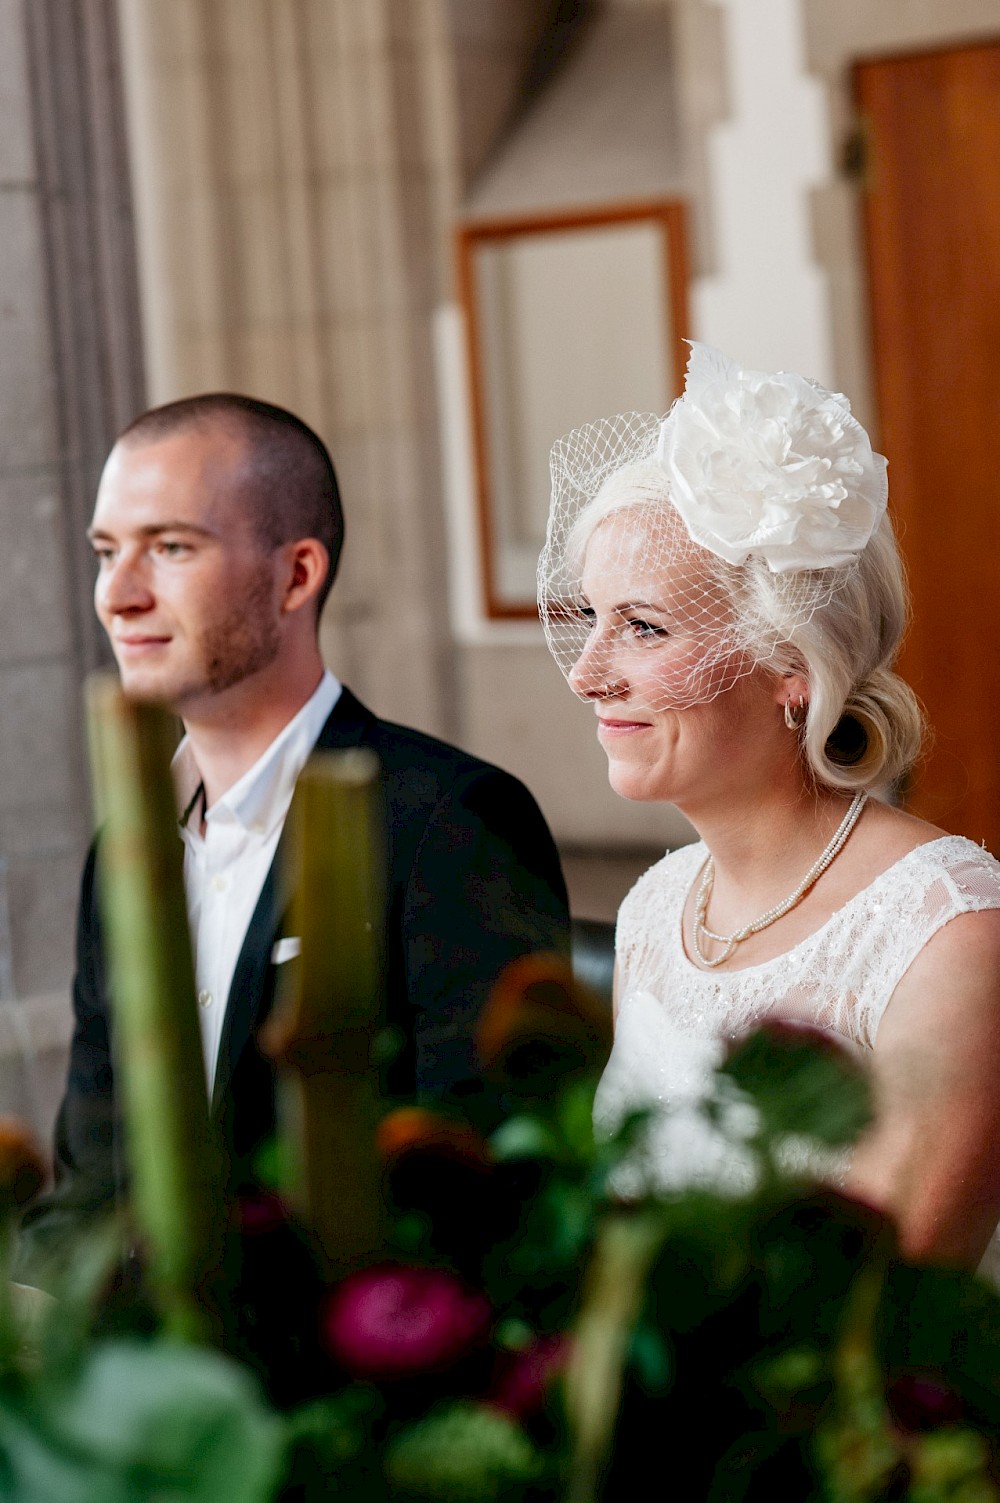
top-left (818, 666), bottom-right (924, 792)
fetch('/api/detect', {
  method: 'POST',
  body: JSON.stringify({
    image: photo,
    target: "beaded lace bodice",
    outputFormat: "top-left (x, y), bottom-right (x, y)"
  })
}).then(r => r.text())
top-left (595, 835), bottom-right (1000, 1194)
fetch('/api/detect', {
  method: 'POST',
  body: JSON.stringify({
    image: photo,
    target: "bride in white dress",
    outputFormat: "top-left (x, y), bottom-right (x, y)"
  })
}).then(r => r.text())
top-left (538, 343), bottom-right (1000, 1268)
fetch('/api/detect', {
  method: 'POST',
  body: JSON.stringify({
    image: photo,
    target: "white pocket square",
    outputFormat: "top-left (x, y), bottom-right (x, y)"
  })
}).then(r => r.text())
top-left (271, 936), bottom-right (302, 965)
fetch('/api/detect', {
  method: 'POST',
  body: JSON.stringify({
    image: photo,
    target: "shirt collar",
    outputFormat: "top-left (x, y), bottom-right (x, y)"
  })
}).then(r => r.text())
top-left (173, 670), bottom-right (342, 839)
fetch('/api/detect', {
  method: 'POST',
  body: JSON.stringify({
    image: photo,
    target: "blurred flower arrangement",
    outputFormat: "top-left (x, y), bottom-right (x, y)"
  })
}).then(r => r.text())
top-left (2, 688), bottom-right (1000, 1503)
top-left (5, 982), bottom-right (1000, 1502)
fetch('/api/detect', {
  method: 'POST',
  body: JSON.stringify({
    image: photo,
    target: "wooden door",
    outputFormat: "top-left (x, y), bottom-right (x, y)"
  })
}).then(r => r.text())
top-left (855, 42), bottom-right (1000, 849)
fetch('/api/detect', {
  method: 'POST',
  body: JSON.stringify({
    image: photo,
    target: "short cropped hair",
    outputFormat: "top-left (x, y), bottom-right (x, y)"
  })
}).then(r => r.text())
top-left (118, 393), bottom-right (344, 613)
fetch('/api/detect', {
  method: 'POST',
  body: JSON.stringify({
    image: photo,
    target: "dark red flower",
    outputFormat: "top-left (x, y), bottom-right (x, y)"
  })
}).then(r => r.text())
top-left (237, 1191), bottom-right (289, 1236)
top-left (490, 1334), bottom-right (570, 1419)
top-left (727, 1017), bottom-right (859, 1064)
top-left (322, 1264), bottom-right (492, 1379)
top-left (887, 1370), bottom-right (964, 1433)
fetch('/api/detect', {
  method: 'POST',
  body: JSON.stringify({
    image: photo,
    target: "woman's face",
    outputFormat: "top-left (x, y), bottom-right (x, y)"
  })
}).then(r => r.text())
top-left (567, 510), bottom-right (787, 808)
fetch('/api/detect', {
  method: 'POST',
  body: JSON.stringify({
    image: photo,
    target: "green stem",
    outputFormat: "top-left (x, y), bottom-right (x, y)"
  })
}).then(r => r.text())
top-left (564, 1211), bottom-right (664, 1503)
top-left (86, 676), bottom-right (222, 1343)
top-left (0, 1220), bottom-right (17, 1374)
top-left (263, 749), bottom-right (386, 1278)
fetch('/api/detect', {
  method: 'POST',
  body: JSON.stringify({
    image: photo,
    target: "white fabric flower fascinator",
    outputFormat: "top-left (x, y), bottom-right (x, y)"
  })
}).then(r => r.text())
top-left (656, 342), bottom-right (888, 573)
top-left (537, 342), bottom-right (890, 711)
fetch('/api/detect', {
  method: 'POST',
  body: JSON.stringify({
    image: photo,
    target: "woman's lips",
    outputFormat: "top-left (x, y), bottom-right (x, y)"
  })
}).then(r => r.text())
top-left (597, 717), bottom-right (652, 736)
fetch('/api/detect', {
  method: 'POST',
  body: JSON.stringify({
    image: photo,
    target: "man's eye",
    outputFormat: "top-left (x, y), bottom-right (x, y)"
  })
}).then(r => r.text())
top-left (157, 540), bottom-right (191, 557)
top-left (92, 546), bottom-right (115, 565)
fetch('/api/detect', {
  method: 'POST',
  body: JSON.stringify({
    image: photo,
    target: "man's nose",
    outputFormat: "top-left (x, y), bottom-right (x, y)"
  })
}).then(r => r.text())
top-left (96, 553), bottom-right (154, 616)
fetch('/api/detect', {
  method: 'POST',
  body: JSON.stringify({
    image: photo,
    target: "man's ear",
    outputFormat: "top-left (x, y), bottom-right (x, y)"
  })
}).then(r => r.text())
top-left (280, 538), bottom-right (329, 617)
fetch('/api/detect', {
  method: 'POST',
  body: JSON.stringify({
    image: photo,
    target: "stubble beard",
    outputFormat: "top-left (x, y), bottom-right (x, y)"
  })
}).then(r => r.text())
top-left (199, 563), bottom-right (282, 696)
top-left (117, 561), bottom-right (283, 708)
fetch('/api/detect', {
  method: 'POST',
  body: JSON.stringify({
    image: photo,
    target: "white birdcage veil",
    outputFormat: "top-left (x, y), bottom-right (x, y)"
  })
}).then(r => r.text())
top-left (537, 343), bottom-right (889, 712)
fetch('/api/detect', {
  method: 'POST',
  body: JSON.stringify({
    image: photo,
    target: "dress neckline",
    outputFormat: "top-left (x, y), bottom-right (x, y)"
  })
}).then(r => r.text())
top-left (671, 834), bottom-right (966, 980)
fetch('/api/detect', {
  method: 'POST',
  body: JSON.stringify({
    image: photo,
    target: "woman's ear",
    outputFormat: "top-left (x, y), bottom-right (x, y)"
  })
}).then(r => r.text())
top-left (280, 538), bottom-right (330, 617)
top-left (774, 668), bottom-right (810, 709)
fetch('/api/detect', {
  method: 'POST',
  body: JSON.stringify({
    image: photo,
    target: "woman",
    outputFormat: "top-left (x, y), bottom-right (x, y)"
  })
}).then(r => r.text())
top-left (538, 343), bottom-right (1000, 1268)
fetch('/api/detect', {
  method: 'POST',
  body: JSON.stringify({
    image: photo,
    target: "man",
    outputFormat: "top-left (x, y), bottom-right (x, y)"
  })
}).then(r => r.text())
top-left (19, 394), bottom-right (569, 1283)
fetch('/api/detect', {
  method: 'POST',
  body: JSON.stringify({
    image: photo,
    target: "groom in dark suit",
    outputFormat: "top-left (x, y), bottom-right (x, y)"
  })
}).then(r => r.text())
top-left (18, 393), bottom-right (569, 1285)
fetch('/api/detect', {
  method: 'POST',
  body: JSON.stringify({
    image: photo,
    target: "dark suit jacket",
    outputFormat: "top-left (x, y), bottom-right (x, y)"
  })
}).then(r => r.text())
top-left (17, 688), bottom-right (569, 1284)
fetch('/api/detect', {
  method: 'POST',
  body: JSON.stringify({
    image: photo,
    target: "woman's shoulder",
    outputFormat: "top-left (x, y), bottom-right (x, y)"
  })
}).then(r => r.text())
top-left (847, 802), bottom-right (1000, 908)
top-left (866, 801), bottom-right (1000, 905)
top-left (899, 833), bottom-right (1000, 911)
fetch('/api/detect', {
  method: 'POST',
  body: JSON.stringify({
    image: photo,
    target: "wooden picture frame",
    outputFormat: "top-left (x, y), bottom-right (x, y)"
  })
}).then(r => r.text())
top-left (455, 198), bottom-right (691, 620)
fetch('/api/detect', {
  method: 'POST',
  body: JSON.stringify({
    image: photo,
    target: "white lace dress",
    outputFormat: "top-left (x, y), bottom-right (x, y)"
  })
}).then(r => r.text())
top-left (595, 836), bottom-right (1000, 1198)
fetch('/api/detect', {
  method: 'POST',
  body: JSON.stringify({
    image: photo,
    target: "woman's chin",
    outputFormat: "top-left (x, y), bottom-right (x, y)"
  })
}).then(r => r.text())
top-left (607, 761), bottom-right (668, 803)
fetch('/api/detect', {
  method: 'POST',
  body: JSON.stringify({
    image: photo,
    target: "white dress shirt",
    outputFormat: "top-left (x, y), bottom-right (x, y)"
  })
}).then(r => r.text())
top-left (173, 670), bottom-right (342, 1090)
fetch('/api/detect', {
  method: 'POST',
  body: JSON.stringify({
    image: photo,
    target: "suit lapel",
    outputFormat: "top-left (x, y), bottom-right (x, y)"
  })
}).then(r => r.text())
top-left (210, 687), bottom-right (375, 1113)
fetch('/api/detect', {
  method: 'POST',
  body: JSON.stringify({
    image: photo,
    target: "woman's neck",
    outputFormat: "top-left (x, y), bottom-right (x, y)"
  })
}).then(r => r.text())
top-left (681, 778), bottom-right (861, 935)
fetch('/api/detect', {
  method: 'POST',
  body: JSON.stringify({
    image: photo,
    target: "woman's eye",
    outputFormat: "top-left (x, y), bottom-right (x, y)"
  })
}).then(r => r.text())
top-left (625, 618), bottom-right (668, 640)
top-left (576, 604), bottom-right (597, 630)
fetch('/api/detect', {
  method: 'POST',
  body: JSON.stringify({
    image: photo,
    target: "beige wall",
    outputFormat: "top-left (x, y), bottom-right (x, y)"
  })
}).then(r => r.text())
top-left (117, 0), bottom-right (458, 740)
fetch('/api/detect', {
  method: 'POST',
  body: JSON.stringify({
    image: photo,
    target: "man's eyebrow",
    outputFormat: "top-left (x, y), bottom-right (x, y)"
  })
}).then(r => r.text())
top-left (86, 521), bottom-right (218, 542)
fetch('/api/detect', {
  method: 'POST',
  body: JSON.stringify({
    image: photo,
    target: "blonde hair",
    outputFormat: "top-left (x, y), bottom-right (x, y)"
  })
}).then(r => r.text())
top-left (567, 467), bottom-right (924, 793)
top-left (766, 515), bottom-right (924, 792)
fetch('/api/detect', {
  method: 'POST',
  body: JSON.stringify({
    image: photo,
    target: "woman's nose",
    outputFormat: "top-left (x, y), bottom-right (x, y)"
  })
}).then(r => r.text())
top-left (568, 633), bottom-right (624, 700)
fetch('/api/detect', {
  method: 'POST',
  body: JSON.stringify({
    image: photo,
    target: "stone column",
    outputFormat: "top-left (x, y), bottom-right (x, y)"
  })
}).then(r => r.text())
top-left (0, 0), bottom-right (145, 1133)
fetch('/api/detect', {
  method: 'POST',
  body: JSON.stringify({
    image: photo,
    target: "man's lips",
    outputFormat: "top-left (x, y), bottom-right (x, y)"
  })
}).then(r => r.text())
top-left (115, 635), bottom-right (171, 651)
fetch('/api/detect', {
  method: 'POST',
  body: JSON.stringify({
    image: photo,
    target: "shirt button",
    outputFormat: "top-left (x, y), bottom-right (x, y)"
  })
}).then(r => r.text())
top-left (198, 990), bottom-right (213, 1009)
top-left (212, 876), bottom-right (227, 892)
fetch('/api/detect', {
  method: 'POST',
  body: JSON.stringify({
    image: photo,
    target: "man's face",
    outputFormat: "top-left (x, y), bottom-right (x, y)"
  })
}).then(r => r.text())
top-left (89, 427), bottom-right (283, 715)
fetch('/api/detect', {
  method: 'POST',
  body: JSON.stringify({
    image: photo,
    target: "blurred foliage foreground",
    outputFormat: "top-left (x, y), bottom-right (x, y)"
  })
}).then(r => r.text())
top-left (2, 686), bottom-right (1000, 1503)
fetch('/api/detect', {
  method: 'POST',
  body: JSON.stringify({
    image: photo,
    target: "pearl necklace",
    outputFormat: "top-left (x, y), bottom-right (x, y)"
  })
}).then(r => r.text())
top-left (691, 791), bottom-right (869, 968)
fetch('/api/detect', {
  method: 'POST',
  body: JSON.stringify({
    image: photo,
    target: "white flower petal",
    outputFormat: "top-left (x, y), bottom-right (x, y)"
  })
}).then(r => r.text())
top-left (656, 343), bottom-right (889, 572)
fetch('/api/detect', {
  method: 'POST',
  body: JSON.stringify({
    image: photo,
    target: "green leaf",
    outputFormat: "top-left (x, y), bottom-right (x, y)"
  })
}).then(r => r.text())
top-left (371, 1026), bottom-right (406, 1067)
top-left (281, 1387), bottom-right (385, 1501)
top-left (384, 1402), bottom-right (545, 1503)
top-left (252, 1136), bottom-right (297, 1196)
top-left (489, 1116), bottom-right (562, 1163)
top-left (910, 1428), bottom-right (995, 1498)
top-left (3, 1339), bottom-right (284, 1503)
top-left (750, 1344), bottom-right (825, 1402)
top-left (494, 1317), bottom-right (535, 1352)
top-left (627, 1321), bottom-right (673, 1393)
top-left (721, 1026), bottom-right (872, 1149)
top-left (390, 1211), bottom-right (432, 1255)
top-left (283, 1386), bottom-right (379, 1472)
top-left (555, 1081), bottom-right (598, 1161)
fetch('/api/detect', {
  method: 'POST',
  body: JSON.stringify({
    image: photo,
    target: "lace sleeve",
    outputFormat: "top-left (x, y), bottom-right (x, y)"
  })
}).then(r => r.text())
top-left (863, 840), bottom-right (1000, 1043)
